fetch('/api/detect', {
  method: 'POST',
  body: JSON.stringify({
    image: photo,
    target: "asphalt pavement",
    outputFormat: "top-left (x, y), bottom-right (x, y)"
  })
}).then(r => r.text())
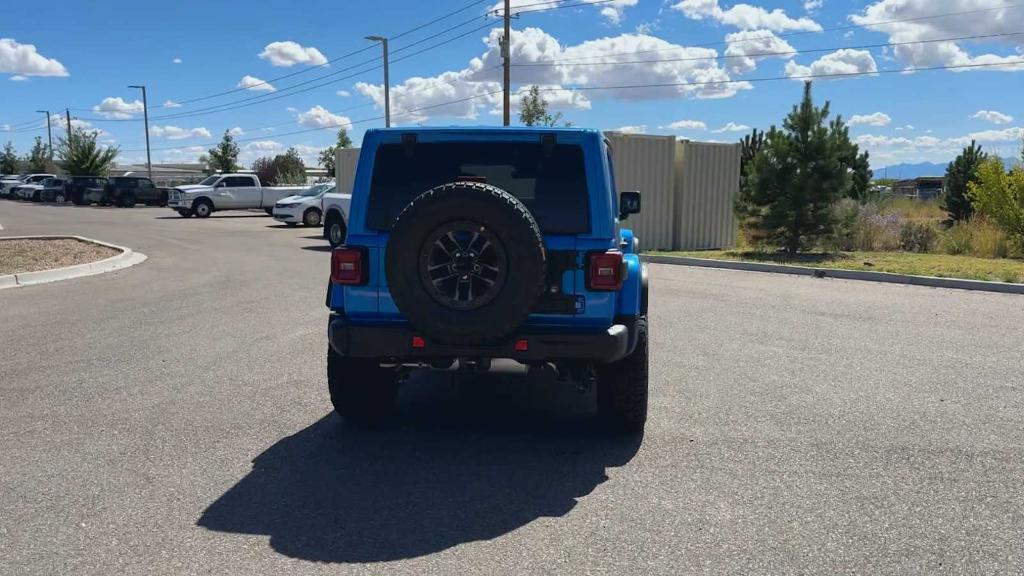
top-left (1, 200), bottom-right (1022, 575)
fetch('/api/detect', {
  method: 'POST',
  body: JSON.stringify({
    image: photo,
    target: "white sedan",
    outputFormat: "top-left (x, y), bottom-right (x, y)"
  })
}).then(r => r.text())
top-left (272, 181), bottom-right (335, 227)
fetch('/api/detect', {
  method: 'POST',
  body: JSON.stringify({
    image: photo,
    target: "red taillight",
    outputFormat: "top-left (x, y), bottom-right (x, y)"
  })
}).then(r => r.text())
top-left (411, 336), bottom-right (426, 349)
top-left (588, 250), bottom-right (626, 291)
top-left (514, 339), bottom-right (529, 352)
top-left (331, 247), bottom-right (367, 285)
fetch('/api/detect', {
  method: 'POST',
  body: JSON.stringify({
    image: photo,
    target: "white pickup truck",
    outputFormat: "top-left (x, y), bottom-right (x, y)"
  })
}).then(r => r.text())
top-left (168, 174), bottom-right (305, 218)
top-left (321, 187), bottom-right (353, 247)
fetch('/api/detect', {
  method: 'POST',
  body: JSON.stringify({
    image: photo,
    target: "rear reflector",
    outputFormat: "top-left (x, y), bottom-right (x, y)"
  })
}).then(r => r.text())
top-left (331, 247), bottom-right (367, 285)
top-left (411, 336), bottom-right (426, 349)
top-left (514, 339), bottom-right (529, 352)
top-left (588, 250), bottom-right (626, 291)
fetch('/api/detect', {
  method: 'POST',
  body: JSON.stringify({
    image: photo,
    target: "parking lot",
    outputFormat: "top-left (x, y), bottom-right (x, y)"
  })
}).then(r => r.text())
top-left (2, 200), bottom-right (1023, 575)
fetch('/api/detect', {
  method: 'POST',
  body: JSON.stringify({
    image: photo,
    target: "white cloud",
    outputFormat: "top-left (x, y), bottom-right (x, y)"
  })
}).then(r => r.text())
top-left (712, 121), bottom-right (750, 133)
top-left (172, 57), bottom-right (182, 64)
top-left (0, 38), bottom-right (69, 77)
top-left (336, 89), bottom-right (350, 97)
top-left (92, 96), bottom-right (144, 119)
top-left (785, 49), bottom-right (877, 79)
top-left (296, 105), bottom-right (352, 130)
top-left (358, 27), bottom-right (752, 124)
top-left (227, 126), bottom-right (244, 136)
top-left (238, 75), bottom-right (275, 92)
top-left (856, 126), bottom-right (1024, 166)
top-left (10, 74), bottom-right (27, 81)
top-left (849, 112), bottom-right (892, 127)
top-left (723, 29), bottom-right (796, 74)
top-left (671, 0), bottom-right (822, 32)
top-left (612, 125), bottom-right (647, 134)
top-left (259, 41), bottom-right (328, 67)
top-left (162, 99), bottom-right (182, 108)
top-left (803, 0), bottom-right (823, 11)
top-left (949, 126), bottom-right (1024, 146)
top-left (972, 110), bottom-right (1013, 125)
top-left (49, 116), bottom-right (107, 137)
top-left (661, 119), bottom-right (708, 130)
top-left (149, 125), bottom-right (212, 140)
top-left (851, 0), bottom-right (1024, 72)
top-left (245, 140), bottom-right (284, 152)
top-left (491, 0), bottom-right (638, 25)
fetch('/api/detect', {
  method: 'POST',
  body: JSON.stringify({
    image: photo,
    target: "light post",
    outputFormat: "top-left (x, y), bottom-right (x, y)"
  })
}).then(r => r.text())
top-left (365, 36), bottom-right (391, 128)
top-left (36, 110), bottom-right (53, 161)
top-left (128, 85), bottom-right (153, 180)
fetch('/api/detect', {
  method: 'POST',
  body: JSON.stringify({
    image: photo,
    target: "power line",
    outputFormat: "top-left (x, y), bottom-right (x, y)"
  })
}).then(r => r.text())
top-left (120, 58), bottom-right (1023, 154)
top-left (512, 31), bottom-right (1024, 67)
top-left (525, 2), bottom-right (1024, 64)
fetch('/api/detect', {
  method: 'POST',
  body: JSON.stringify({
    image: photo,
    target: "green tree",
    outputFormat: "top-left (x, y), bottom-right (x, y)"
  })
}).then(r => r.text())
top-left (273, 147), bottom-right (306, 184)
top-left (739, 128), bottom-right (766, 198)
top-left (519, 85), bottom-right (571, 127)
top-left (26, 136), bottom-right (50, 173)
top-left (55, 128), bottom-right (119, 176)
top-left (197, 153), bottom-right (214, 176)
top-left (735, 82), bottom-right (855, 253)
top-left (207, 131), bottom-right (240, 174)
top-left (318, 128), bottom-right (353, 175)
top-left (943, 140), bottom-right (987, 221)
top-left (1, 142), bottom-right (19, 174)
top-left (252, 156), bottom-right (278, 186)
top-left (967, 157), bottom-right (1024, 243)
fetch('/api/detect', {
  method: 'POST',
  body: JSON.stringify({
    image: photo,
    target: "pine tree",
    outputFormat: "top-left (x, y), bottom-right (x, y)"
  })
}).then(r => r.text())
top-left (739, 128), bottom-right (766, 198)
top-left (943, 140), bottom-right (986, 221)
top-left (735, 82), bottom-right (851, 253)
top-left (56, 128), bottom-right (119, 175)
top-left (207, 131), bottom-right (240, 174)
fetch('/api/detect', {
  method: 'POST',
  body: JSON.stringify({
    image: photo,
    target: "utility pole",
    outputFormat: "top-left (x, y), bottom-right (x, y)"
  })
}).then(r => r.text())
top-left (129, 85), bottom-right (153, 181)
top-left (365, 36), bottom-right (391, 128)
top-left (502, 0), bottom-right (511, 127)
top-left (36, 110), bottom-right (53, 161)
top-left (65, 109), bottom-right (72, 134)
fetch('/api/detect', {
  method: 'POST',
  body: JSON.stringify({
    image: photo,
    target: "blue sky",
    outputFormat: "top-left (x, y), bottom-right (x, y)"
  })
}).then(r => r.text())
top-left (1, 0), bottom-right (1022, 171)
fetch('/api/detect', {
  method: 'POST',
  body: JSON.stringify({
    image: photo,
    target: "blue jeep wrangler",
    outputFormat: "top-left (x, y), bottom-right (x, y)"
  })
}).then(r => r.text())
top-left (327, 127), bottom-right (648, 432)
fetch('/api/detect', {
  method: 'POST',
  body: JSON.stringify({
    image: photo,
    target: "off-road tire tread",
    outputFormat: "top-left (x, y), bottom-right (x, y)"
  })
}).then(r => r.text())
top-left (596, 317), bottom-right (648, 434)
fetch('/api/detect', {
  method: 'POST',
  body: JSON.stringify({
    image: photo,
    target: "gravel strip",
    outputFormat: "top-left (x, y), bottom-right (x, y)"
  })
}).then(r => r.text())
top-left (0, 238), bottom-right (120, 276)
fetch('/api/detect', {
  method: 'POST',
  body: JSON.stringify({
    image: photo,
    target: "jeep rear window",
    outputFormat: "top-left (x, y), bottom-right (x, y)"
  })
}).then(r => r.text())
top-left (367, 142), bottom-right (590, 234)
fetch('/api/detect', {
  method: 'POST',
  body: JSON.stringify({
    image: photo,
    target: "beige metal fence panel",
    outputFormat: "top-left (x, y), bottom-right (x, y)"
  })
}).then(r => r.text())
top-left (674, 141), bottom-right (740, 250)
top-left (335, 148), bottom-right (361, 194)
top-left (604, 132), bottom-right (677, 251)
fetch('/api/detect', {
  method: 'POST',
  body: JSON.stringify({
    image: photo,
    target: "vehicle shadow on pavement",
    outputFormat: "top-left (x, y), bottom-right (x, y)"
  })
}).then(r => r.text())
top-left (197, 370), bottom-right (642, 563)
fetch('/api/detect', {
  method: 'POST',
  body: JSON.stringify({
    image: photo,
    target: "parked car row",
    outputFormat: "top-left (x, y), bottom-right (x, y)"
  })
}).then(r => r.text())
top-left (0, 174), bottom-right (170, 207)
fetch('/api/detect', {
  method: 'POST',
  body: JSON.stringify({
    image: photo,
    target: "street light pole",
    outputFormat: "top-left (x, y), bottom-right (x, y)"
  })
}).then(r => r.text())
top-left (365, 36), bottom-right (391, 128)
top-left (129, 85), bottom-right (153, 181)
top-left (36, 110), bottom-right (53, 161)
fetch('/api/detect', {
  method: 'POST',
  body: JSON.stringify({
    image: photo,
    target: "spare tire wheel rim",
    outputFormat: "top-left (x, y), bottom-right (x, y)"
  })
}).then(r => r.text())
top-left (420, 220), bottom-right (506, 311)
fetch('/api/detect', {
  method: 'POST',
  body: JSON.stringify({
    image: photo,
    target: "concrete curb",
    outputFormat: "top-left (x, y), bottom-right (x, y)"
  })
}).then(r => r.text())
top-left (0, 235), bottom-right (148, 290)
top-left (642, 254), bottom-right (1024, 295)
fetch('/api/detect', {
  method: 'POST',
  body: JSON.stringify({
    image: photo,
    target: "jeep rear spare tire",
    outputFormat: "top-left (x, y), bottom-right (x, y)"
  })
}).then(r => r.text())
top-left (385, 181), bottom-right (546, 345)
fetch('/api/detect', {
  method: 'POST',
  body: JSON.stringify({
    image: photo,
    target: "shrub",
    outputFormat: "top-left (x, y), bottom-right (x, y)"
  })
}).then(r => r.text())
top-left (967, 158), bottom-right (1024, 247)
top-left (854, 205), bottom-right (902, 251)
top-left (969, 219), bottom-right (1012, 259)
top-left (899, 220), bottom-right (939, 253)
top-left (825, 198), bottom-right (860, 252)
top-left (942, 222), bottom-right (973, 255)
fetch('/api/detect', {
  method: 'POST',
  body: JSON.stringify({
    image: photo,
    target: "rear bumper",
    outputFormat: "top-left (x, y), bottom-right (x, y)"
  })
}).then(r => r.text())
top-left (328, 314), bottom-right (636, 363)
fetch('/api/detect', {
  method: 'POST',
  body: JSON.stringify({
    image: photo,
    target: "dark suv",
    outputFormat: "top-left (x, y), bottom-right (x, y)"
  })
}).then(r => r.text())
top-left (40, 177), bottom-right (70, 202)
top-left (68, 176), bottom-right (110, 205)
top-left (106, 177), bottom-right (168, 207)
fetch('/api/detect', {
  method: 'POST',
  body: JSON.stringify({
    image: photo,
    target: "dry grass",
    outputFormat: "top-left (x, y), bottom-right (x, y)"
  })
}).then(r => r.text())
top-left (0, 238), bottom-right (119, 275)
top-left (660, 249), bottom-right (1024, 284)
top-left (876, 196), bottom-right (947, 221)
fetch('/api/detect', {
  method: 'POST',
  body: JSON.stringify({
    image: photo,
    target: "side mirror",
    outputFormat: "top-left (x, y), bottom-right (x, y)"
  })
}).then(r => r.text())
top-left (619, 191), bottom-right (641, 220)
top-left (216, 181), bottom-right (226, 188)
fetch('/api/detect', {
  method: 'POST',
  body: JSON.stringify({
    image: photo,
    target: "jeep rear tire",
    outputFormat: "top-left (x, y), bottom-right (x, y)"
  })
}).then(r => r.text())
top-left (327, 346), bottom-right (397, 426)
top-left (596, 317), bottom-right (649, 434)
top-left (385, 181), bottom-right (546, 345)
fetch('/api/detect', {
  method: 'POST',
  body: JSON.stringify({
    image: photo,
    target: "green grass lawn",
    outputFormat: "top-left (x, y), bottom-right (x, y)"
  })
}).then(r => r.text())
top-left (655, 250), bottom-right (1024, 284)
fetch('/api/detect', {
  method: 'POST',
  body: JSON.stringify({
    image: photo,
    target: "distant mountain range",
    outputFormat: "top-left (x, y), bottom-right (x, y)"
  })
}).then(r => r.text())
top-left (876, 158), bottom-right (1020, 180)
